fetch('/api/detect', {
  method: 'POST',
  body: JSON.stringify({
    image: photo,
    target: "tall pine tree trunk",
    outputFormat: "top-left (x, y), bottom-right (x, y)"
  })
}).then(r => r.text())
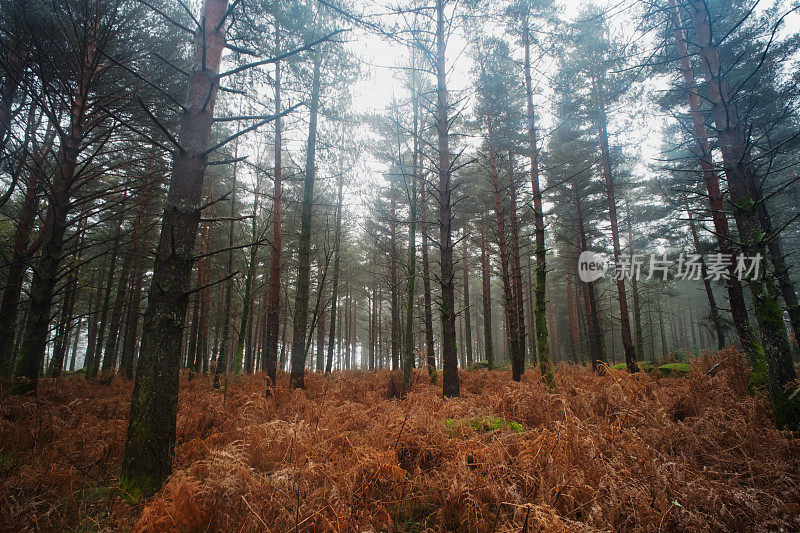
top-left (264, 25), bottom-right (283, 388)
top-left (121, 0), bottom-right (228, 498)
top-left (593, 77), bottom-right (638, 373)
top-left (435, 0), bottom-right (459, 397)
top-left (421, 179), bottom-right (436, 381)
top-left (668, 0), bottom-right (760, 364)
top-left (689, 0), bottom-right (799, 429)
top-left (523, 21), bottom-right (555, 388)
top-left (480, 220), bottom-right (494, 368)
top-left (289, 50), bottom-right (322, 389)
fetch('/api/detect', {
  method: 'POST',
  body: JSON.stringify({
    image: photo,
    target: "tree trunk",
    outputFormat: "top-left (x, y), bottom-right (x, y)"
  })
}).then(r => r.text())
top-left (480, 221), bottom-right (494, 368)
top-left (507, 153), bottom-right (528, 381)
top-left (461, 240), bottom-right (472, 366)
top-left (12, 57), bottom-right (91, 392)
top-left (264, 24), bottom-right (283, 389)
top-left (89, 211), bottom-right (124, 378)
top-left (487, 111), bottom-right (519, 380)
top-left (523, 20), bottom-right (555, 387)
top-left (289, 49), bottom-right (322, 389)
top-left (576, 200), bottom-right (606, 368)
top-left (668, 0), bottom-right (760, 365)
top-left (624, 198), bottom-right (645, 358)
top-left (421, 178), bottom-right (436, 381)
top-left (389, 176), bottom-right (399, 371)
top-left (689, 0), bottom-right (798, 429)
top-left (435, 0), bottom-right (459, 397)
top-left (0, 146), bottom-right (41, 375)
top-left (402, 72), bottom-right (419, 394)
top-left (593, 77), bottom-right (638, 373)
top-left (234, 181), bottom-right (261, 374)
top-left (325, 170), bottom-right (344, 374)
top-left (121, 0), bottom-right (228, 498)
top-left (685, 200), bottom-right (726, 349)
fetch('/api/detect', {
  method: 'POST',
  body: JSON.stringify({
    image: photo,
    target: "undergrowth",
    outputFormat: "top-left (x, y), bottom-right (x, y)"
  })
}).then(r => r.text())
top-left (0, 347), bottom-right (798, 531)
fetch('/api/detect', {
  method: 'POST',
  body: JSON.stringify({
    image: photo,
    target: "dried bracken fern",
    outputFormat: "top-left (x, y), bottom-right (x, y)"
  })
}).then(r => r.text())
top-left (1, 349), bottom-right (798, 531)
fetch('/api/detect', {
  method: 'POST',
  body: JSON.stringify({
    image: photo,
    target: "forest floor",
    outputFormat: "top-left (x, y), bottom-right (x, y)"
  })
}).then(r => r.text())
top-left (1, 348), bottom-right (799, 532)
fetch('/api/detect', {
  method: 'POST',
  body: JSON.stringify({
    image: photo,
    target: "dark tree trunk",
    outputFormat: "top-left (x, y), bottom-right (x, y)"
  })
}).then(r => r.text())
top-left (480, 221), bottom-right (494, 368)
top-left (389, 178), bottom-right (399, 371)
top-left (523, 19), bottom-right (555, 387)
top-left (12, 56), bottom-right (91, 392)
top-left (289, 50), bottom-right (322, 389)
top-left (120, 0), bottom-right (228, 498)
top-left (89, 212), bottom-right (123, 378)
top-left (593, 77), bottom-right (638, 373)
top-left (668, 0), bottom-right (760, 365)
top-left (435, 0), bottom-right (459, 397)
top-left (325, 170), bottom-right (344, 374)
top-left (625, 198), bottom-right (645, 358)
top-left (689, 0), bottom-right (798, 429)
top-left (461, 241), bottom-right (472, 366)
top-left (0, 145), bottom-right (41, 375)
top-left (507, 154), bottom-right (527, 381)
top-left (421, 179), bottom-right (436, 381)
top-left (685, 201), bottom-right (726, 349)
top-left (264, 25), bottom-right (282, 389)
top-left (487, 111), bottom-right (519, 380)
top-left (576, 200), bottom-right (606, 368)
top-left (402, 75), bottom-right (419, 394)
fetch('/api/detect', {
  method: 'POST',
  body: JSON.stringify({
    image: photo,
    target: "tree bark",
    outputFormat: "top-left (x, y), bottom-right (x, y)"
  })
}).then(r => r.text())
top-left (668, 0), bottom-right (760, 364)
top-left (289, 49), bottom-right (322, 389)
top-left (325, 170), bottom-right (344, 374)
top-left (480, 220), bottom-right (494, 368)
top-left (435, 0), bottom-right (459, 397)
top-left (264, 24), bottom-right (282, 389)
top-left (593, 76), bottom-right (638, 373)
top-left (522, 21), bottom-right (555, 386)
top-left (121, 0), bottom-right (228, 498)
top-left (685, 200), bottom-right (726, 349)
top-left (688, 0), bottom-right (798, 429)
top-left (421, 178), bottom-right (436, 381)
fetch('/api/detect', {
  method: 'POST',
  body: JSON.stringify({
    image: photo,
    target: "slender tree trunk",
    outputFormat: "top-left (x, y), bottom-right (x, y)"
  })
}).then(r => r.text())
top-left (523, 20), bottom-right (555, 387)
top-left (461, 240), bottom-right (473, 366)
top-left (593, 77), bottom-right (638, 373)
top-left (576, 200), bottom-right (606, 368)
top-left (316, 263), bottom-right (326, 372)
top-left (668, 0), bottom-right (761, 365)
top-left (0, 151), bottom-right (41, 375)
top-left (234, 182), bottom-right (261, 374)
top-left (624, 198), bottom-right (645, 358)
top-left (435, 0), bottom-right (459, 397)
top-left (121, 0), bottom-right (228, 498)
top-left (480, 221), bottom-right (494, 368)
top-left (90, 210), bottom-right (124, 378)
top-left (686, 200), bottom-right (726, 349)
top-left (507, 153), bottom-right (528, 381)
top-left (487, 111), bottom-right (519, 380)
top-left (12, 58), bottom-right (92, 391)
top-left (325, 171), bottom-right (344, 374)
top-left (289, 50), bottom-right (322, 389)
top-left (421, 179), bottom-right (436, 381)
top-left (214, 143), bottom-right (238, 388)
top-left (689, 0), bottom-right (798, 428)
top-left (402, 72), bottom-right (419, 394)
top-left (264, 25), bottom-right (283, 388)
top-left (389, 177), bottom-right (399, 371)
top-left (69, 317), bottom-right (81, 373)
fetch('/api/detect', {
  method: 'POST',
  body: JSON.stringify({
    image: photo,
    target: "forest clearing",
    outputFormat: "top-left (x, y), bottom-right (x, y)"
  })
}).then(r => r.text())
top-left (2, 0), bottom-right (800, 529)
top-left (1, 350), bottom-right (799, 531)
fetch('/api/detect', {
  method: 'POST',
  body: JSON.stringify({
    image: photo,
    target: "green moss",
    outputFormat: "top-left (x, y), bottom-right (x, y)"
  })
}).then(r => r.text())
top-left (444, 416), bottom-right (523, 434)
top-left (467, 361), bottom-right (491, 371)
top-left (658, 363), bottom-right (691, 376)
